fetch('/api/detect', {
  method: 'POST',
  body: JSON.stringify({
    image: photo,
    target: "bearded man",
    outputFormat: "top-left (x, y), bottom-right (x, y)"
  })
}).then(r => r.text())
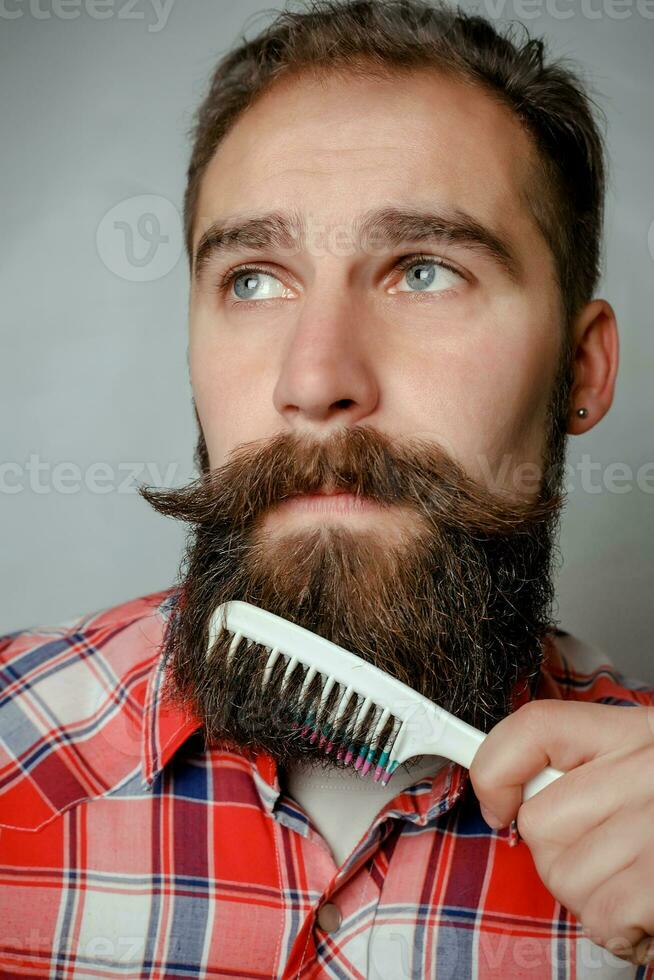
top-left (2, 2), bottom-right (654, 977)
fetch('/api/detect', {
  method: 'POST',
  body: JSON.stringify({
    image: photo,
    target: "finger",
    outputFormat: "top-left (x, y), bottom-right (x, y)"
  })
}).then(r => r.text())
top-left (538, 799), bottom-right (654, 921)
top-left (516, 742), bottom-right (654, 848)
top-left (470, 701), bottom-right (653, 827)
top-left (579, 862), bottom-right (654, 958)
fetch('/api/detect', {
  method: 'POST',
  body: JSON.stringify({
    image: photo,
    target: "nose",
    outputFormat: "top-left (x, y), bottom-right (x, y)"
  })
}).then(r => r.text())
top-left (272, 291), bottom-right (379, 432)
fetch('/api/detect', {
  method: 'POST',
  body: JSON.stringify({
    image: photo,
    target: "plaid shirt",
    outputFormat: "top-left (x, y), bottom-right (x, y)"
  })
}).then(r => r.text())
top-left (1, 587), bottom-right (653, 980)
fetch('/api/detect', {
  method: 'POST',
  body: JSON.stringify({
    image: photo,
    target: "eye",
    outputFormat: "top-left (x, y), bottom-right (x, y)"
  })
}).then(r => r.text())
top-left (390, 255), bottom-right (463, 295)
top-left (220, 266), bottom-right (292, 302)
top-left (217, 254), bottom-right (464, 304)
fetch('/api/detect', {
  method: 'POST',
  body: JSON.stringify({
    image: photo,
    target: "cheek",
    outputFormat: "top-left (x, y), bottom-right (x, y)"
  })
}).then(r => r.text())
top-left (189, 319), bottom-right (277, 468)
top-left (398, 315), bottom-right (558, 485)
top-left (465, 319), bottom-right (559, 472)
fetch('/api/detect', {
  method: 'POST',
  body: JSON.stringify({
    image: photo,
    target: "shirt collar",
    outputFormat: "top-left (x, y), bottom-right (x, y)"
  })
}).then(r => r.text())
top-left (140, 594), bottom-right (273, 789)
top-left (140, 651), bottom-right (203, 789)
top-left (140, 642), bottom-right (278, 797)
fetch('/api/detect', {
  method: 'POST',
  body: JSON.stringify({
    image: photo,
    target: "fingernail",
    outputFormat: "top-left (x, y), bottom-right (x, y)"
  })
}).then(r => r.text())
top-left (507, 818), bottom-right (521, 847)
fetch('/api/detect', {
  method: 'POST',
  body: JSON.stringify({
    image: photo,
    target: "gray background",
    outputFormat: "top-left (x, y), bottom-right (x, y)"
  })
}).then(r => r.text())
top-left (1, 0), bottom-right (652, 682)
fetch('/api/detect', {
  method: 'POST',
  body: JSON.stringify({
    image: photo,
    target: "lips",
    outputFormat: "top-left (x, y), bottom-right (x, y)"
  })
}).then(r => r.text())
top-left (272, 485), bottom-right (382, 516)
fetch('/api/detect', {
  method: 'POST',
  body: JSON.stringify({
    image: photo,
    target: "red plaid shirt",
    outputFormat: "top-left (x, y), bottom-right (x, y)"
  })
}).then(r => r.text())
top-left (1, 587), bottom-right (653, 979)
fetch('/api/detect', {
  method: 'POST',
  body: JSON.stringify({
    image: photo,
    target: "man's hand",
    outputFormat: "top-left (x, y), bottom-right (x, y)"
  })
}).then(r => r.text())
top-left (469, 700), bottom-right (654, 966)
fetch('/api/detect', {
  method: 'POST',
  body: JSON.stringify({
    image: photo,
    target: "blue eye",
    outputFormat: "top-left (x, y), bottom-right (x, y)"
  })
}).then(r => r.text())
top-left (218, 254), bottom-right (463, 303)
top-left (231, 270), bottom-right (289, 301)
top-left (233, 272), bottom-right (260, 299)
top-left (394, 257), bottom-right (462, 294)
top-left (405, 262), bottom-right (436, 290)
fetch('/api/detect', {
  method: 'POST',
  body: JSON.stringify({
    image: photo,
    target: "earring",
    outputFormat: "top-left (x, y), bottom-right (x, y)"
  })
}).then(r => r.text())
top-left (575, 407), bottom-right (589, 418)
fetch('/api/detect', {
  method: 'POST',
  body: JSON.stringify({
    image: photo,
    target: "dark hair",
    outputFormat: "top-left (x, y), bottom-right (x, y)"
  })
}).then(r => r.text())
top-left (183, 0), bottom-right (607, 325)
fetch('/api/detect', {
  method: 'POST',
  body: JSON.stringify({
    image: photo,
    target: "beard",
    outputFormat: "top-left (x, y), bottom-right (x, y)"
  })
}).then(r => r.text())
top-left (138, 344), bottom-right (573, 774)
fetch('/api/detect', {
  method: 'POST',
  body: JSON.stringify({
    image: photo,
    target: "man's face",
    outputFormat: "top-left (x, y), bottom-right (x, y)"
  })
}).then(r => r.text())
top-left (189, 67), bottom-right (563, 506)
top-left (146, 67), bottom-right (569, 772)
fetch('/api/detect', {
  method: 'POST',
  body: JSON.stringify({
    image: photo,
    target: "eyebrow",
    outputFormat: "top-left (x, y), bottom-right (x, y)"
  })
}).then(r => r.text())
top-left (193, 205), bottom-right (523, 284)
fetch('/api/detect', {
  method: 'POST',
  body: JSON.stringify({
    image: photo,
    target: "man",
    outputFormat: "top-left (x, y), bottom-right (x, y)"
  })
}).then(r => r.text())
top-left (1, 1), bottom-right (653, 976)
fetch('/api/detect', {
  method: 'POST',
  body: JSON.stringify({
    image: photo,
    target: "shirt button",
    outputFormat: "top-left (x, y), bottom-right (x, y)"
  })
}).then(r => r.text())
top-left (317, 902), bottom-right (342, 933)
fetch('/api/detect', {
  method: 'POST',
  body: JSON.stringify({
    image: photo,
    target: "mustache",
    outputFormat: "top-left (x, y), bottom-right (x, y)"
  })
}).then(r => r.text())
top-left (139, 424), bottom-right (562, 534)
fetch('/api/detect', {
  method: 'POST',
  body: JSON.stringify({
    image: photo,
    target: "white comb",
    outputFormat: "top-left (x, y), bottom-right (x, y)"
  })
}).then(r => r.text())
top-left (207, 600), bottom-right (564, 801)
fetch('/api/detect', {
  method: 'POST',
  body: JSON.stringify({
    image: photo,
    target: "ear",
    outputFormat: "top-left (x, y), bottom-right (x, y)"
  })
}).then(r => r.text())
top-left (566, 298), bottom-right (619, 435)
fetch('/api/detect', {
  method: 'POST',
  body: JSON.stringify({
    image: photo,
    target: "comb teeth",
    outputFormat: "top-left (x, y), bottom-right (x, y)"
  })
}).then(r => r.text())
top-left (216, 624), bottom-right (406, 787)
top-left (294, 681), bottom-right (404, 786)
top-left (304, 660), bottom-right (398, 782)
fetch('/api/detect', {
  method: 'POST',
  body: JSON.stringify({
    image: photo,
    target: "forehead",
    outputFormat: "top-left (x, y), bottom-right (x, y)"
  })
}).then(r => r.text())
top-left (194, 67), bottom-right (539, 251)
